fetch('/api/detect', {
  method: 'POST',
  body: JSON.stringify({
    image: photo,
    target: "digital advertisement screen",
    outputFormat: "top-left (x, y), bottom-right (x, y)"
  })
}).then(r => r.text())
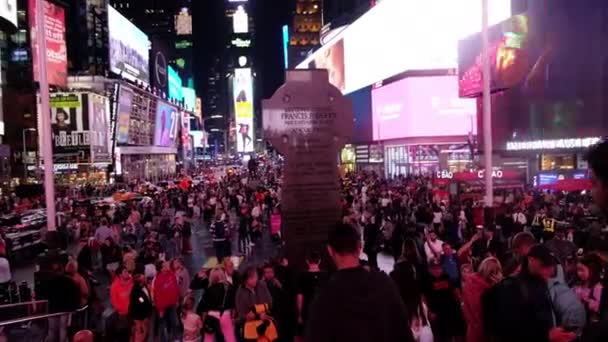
top-left (0, 0), bottom-right (17, 27)
top-left (89, 93), bottom-right (111, 162)
top-left (182, 87), bottom-right (196, 111)
top-left (168, 66), bottom-right (183, 102)
top-left (115, 85), bottom-right (134, 145)
top-left (191, 131), bottom-right (207, 149)
top-left (108, 5), bottom-right (150, 85)
top-left (470, 1), bottom-right (608, 151)
top-left (309, 39), bottom-right (345, 91)
top-left (458, 14), bottom-right (529, 97)
top-left (154, 101), bottom-right (179, 147)
top-left (30, 0), bottom-right (68, 87)
top-left (233, 68), bottom-right (254, 153)
top-left (372, 75), bottom-right (476, 141)
top-left (49, 93), bottom-right (90, 158)
top-left (296, 0), bottom-right (511, 94)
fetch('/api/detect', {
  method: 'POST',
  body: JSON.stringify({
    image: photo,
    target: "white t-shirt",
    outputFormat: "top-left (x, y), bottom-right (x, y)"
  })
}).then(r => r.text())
top-left (432, 212), bottom-right (443, 224)
top-left (252, 206), bottom-right (261, 218)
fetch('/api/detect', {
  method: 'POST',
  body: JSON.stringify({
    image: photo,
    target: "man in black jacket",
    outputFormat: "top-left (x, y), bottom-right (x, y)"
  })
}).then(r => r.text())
top-left (483, 244), bottom-right (576, 342)
top-left (306, 223), bottom-right (414, 342)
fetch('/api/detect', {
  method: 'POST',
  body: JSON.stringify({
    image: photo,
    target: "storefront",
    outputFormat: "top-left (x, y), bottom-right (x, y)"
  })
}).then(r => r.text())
top-left (340, 144), bottom-right (356, 173)
top-left (504, 137), bottom-right (599, 185)
top-left (354, 144), bottom-right (383, 173)
top-left (433, 169), bottom-right (527, 200)
top-left (384, 143), bottom-right (473, 178)
top-left (116, 147), bottom-right (177, 183)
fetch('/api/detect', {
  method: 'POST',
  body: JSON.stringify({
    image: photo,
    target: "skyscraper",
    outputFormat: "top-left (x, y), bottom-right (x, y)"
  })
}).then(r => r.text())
top-left (226, 0), bottom-right (255, 154)
top-left (288, 0), bottom-right (322, 68)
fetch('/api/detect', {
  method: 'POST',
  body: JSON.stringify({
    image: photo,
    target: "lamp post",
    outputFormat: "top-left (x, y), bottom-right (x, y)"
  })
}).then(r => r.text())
top-left (22, 128), bottom-right (36, 181)
top-left (482, 0), bottom-right (494, 220)
top-left (35, 0), bottom-right (56, 232)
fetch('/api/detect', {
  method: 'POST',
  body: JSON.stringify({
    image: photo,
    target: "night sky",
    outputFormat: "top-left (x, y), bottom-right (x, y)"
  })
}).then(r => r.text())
top-left (192, 0), bottom-right (292, 102)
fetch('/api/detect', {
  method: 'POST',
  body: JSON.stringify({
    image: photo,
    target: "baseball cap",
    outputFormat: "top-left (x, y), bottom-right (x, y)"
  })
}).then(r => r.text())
top-left (527, 244), bottom-right (557, 266)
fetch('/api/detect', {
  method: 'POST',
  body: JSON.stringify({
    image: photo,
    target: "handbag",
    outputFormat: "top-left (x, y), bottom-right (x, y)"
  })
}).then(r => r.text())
top-left (203, 285), bottom-right (228, 334)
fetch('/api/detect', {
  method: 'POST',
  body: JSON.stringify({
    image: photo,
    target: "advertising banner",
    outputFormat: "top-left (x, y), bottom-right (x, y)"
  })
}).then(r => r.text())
top-left (372, 75), bottom-right (476, 141)
top-left (115, 85), bottom-right (134, 145)
top-left (168, 66), bottom-right (183, 102)
top-left (310, 39), bottom-right (345, 91)
top-left (233, 68), bottom-right (254, 153)
top-left (154, 101), bottom-right (179, 147)
top-left (108, 5), bottom-right (150, 85)
top-left (182, 87), bottom-right (196, 112)
top-left (50, 93), bottom-right (90, 160)
top-left (150, 37), bottom-right (170, 95)
top-left (89, 93), bottom-right (111, 162)
top-left (0, 0), bottom-right (17, 27)
top-left (296, 0), bottom-right (511, 94)
top-left (30, 0), bottom-right (68, 87)
top-left (190, 131), bottom-right (207, 149)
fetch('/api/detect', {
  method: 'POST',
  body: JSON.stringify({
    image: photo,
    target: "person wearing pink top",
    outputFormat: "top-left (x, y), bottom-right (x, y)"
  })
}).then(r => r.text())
top-left (574, 253), bottom-right (604, 323)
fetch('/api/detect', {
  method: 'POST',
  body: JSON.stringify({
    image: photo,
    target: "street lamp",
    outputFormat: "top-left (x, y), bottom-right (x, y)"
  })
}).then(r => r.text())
top-left (22, 128), bottom-right (36, 181)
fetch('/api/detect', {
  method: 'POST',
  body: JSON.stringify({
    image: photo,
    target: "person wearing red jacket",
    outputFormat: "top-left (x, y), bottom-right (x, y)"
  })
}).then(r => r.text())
top-left (153, 260), bottom-right (180, 342)
top-left (110, 266), bottom-right (133, 316)
top-left (109, 266), bottom-right (133, 341)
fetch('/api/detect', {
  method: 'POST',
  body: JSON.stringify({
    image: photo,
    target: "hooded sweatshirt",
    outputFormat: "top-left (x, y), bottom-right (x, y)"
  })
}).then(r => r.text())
top-left (153, 271), bottom-right (180, 314)
top-left (462, 273), bottom-right (491, 342)
top-left (306, 267), bottom-right (415, 342)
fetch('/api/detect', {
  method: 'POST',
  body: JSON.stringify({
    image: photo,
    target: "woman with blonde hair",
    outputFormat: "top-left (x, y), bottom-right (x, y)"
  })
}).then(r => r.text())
top-left (462, 257), bottom-right (503, 342)
top-left (200, 267), bottom-right (237, 342)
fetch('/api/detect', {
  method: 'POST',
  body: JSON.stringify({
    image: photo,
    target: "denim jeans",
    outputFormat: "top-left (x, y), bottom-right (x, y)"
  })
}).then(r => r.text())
top-left (157, 306), bottom-right (178, 342)
top-left (46, 314), bottom-right (69, 342)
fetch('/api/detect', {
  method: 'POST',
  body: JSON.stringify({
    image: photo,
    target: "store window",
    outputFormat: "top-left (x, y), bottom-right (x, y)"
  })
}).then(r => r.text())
top-left (540, 153), bottom-right (575, 171)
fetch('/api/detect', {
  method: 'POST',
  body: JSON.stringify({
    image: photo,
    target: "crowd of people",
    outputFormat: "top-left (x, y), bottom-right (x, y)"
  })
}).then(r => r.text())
top-left (1, 140), bottom-right (608, 342)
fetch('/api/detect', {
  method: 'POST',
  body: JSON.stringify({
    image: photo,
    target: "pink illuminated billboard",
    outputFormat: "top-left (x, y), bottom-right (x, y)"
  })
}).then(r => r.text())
top-left (372, 75), bottom-right (477, 141)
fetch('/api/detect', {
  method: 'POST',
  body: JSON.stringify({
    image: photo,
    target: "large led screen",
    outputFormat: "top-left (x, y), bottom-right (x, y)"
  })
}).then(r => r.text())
top-left (168, 66), bottom-right (183, 102)
top-left (30, 0), bottom-right (68, 87)
top-left (0, 0), bottom-right (17, 28)
top-left (154, 101), bottom-right (179, 147)
top-left (233, 68), bottom-right (254, 153)
top-left (372, 76), bottom-right (476, 141)
top-left (182, 87), bottom-right (196, 111)
top-left (458, 14), bottom-right (529, 97)
top-left (115, 85), bottom-right (134, 144)
top-left (474, 1), bottom-right (608, 151)
top-left (108, 5), bottom-right (150, 85)
top-left (297, 0), bottom-right (511, 94)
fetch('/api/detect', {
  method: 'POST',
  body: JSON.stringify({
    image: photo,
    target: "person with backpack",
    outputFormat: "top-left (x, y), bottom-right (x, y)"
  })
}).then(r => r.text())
top-left (210, 214), bottom-right (230, 261)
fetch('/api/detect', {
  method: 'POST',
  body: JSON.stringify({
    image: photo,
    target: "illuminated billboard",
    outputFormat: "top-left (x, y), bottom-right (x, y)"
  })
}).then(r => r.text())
top-left (372, 76), bottom-right (476, 141)
top-left (175, 8), bottom-right (192, 35)
top-left (168, 66), bottom-right (183, 102)
top-left (233, 68), bottom-right (254, 153)
top-left (296, 0), bottom-right (511, 94)
top-left (182, 87), bottom-right (196, 112)
top-left (154, 101), bottom-right (179, 147)
top-left (30, 0), bottom-right (68, 87)
top-left (0, 0), bottom-right (17, 28)
top-left (233, 6), bottom-right (248, 33)
top-left (108, 5), bottom-right (150, 85)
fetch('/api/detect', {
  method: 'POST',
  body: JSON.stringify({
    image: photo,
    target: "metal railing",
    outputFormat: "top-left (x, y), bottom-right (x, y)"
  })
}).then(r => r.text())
top-left (0, 304), bottom-right (88, 327)
top-left (0, 301), bottom-right (89, 341)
